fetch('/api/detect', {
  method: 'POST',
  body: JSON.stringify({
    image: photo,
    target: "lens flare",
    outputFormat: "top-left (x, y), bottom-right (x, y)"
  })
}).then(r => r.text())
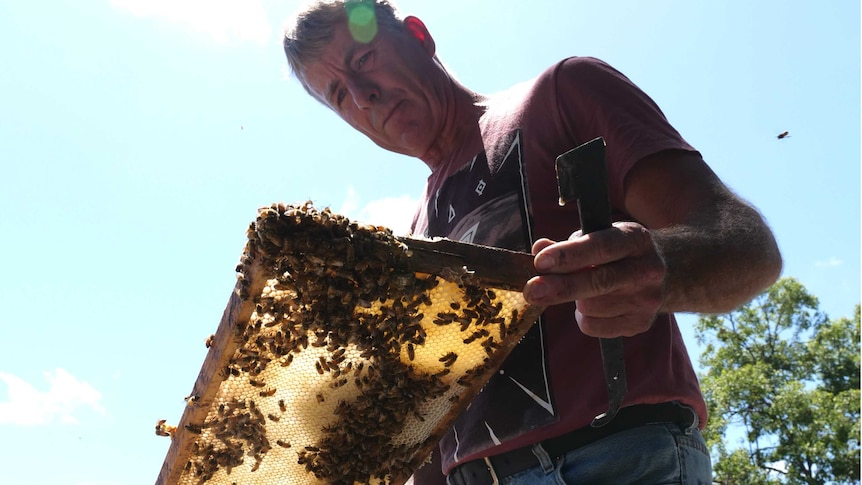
top-left (346, 1), bottom-right (377, 43)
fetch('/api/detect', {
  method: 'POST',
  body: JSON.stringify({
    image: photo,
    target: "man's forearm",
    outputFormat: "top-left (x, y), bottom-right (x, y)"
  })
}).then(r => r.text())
top-left (653, 201), bottom-right (782, 315)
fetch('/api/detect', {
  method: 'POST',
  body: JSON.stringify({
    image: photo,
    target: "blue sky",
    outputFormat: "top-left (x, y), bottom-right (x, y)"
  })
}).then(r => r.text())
top-left (0, 0), bottom-right (858, 483)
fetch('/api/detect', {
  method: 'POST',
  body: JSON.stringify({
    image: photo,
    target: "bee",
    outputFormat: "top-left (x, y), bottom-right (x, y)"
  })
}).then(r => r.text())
top-left (456, 376), bottom-right (473, 386)
top-left (406, 343), bottom-right (415, 361)
top-left (463, 329), bottom-right (489, 344)
top-left (184, 423), bottom-right (203, 434)
top-left (276, 440), bottom-right (291, 448)
top-left (249, 378), bottom-right (266, 388)
top-left (419, 293), bottom-right (433, 306)
top-left (433, 368), bottom-right (451, 378)
top-left (482, 336), bottom-right (501, 353)
top-left (267, 413), bottom-right (280, 422)
top-left (777, 131), bottom-right (790, 139)
top-left (278, 399), bottom-right (287, 412)
top-left (436, 312), bottom-right (456, 322)
top-left (440, 351), bottom-right (458, 367)
top-left (330, 378), bottom-right (348, 388)
top-left (205, 334), bottom-right (215, 348)
top-left (259, 388), bottom-right (277, 397)
top-left (316, 393), bottom-right (325, 403)
top-left (155, 419), bottom-right (176, 437)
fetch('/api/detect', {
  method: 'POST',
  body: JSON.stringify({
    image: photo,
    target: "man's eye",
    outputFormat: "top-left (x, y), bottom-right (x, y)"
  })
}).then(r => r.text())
top-left (336, 88), bottom-right (346, 106)
top-left (357, 51), bottom-right (371, 69)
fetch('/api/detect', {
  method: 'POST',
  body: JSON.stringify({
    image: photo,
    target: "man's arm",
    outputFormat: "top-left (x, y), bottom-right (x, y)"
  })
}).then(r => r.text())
top-left (524, 150), bottom-right (782, 338)
top-left (627, 150), bottom-right (782, 313)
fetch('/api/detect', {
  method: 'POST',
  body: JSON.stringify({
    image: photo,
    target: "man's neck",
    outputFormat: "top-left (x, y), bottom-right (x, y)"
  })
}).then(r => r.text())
top-left (419, 79), bottom-right (487, 173)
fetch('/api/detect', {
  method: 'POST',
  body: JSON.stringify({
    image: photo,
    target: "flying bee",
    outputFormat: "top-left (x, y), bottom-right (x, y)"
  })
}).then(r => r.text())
top-left (777, 130), bottom-right (790, 139)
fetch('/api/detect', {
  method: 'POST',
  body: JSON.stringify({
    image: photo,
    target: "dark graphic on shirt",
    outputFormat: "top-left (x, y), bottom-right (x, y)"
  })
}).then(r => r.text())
top-left (421, 130), bottom-right (557, 465)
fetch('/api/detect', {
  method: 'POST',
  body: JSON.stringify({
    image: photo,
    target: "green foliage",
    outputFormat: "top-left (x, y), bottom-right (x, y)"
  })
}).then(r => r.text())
top-left (696, 277), bottom-right (861, 485)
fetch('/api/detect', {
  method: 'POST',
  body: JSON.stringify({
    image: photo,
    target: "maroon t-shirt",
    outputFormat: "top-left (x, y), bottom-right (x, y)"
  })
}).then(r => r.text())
top-left (411, 56), bottom-right (707, 474)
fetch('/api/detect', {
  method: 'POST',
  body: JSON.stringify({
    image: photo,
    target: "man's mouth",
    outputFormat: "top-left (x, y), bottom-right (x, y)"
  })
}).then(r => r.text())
top-left (382, 100), bottom-right (404, 129)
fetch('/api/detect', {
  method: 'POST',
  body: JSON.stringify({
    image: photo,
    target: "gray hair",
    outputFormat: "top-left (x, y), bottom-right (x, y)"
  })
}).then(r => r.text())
top-left (283, 0), bottom-right (404, 96)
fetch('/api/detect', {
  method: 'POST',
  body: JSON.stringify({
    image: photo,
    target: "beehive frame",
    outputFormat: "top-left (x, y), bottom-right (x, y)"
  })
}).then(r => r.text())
top-left (155, 202), bottom-right (542, 485)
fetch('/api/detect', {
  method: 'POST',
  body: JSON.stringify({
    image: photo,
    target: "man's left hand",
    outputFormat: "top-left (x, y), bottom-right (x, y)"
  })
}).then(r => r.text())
top-left (523, 221), bottom-right (666, 338)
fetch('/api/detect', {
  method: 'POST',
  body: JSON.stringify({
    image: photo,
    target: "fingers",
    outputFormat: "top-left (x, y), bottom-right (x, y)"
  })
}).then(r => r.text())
top-left (533, 222), bottom-right (654, 274)
top-left (524, 222), bottom-right (666, 338)
top-left (524, 249), bottom-right (664, 305)
top-left (531, 238), bottom-right (555, 255)
top-left (574, 309), bottom-right (659, 338)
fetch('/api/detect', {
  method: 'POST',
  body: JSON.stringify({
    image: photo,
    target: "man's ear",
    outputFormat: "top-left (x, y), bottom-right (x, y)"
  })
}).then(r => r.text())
top-left (403, 16), bottom-right (435, 56)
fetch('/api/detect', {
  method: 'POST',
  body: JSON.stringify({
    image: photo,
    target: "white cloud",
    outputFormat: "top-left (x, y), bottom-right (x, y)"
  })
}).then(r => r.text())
top-left (338, 187), bottom-right (419, 236)
top-left (815, 257), bottom-right (843, 268)
top-left (110, 0), bottom-right (272, 45)
top-left (0, 368), bottom-right (106, 426)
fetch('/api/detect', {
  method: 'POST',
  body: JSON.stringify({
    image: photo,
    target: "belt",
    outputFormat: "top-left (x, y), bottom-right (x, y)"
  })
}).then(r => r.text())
top-left (447, 402), bottom-right (696, 485)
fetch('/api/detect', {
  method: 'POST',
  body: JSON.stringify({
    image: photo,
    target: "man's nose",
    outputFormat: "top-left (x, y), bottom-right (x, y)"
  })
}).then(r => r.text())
top-left (346, 79), bottom-right (379, 109)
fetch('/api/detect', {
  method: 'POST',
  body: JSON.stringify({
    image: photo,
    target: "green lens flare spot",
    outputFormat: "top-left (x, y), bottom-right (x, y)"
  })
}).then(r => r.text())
top-left (346, 2), bottom-right (377, 43)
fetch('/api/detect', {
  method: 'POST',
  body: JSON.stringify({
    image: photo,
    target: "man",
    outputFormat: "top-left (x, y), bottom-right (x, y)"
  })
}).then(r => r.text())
top-left (283, 1), bottom-right (782, 483)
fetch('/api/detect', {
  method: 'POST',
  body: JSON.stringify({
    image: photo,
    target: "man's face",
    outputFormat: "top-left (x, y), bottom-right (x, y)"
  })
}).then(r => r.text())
top-left (302, 17), bottom-right (444, 158)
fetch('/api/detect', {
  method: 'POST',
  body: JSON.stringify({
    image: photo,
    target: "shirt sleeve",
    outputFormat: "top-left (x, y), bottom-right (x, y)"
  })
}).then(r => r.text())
top-left (551, 56), bottom-right (699, 211)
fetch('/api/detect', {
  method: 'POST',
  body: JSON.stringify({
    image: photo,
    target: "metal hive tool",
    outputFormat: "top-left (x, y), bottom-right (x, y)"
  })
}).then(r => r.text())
top-left (155, 202), bottom-right (542, 485)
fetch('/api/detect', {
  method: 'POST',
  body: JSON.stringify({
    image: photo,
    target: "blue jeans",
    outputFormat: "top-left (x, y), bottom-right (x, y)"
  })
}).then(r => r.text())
top-left (447, 415), bottom-right (712, 485)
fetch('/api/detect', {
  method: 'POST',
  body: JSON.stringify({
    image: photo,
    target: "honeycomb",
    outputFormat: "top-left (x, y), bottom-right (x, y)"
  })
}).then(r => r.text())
top-left (155, 202), bottom-right (542, 485)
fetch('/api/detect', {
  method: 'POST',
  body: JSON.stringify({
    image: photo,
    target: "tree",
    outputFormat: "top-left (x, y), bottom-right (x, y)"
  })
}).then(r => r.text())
top-left (696, 277), bottom-right (860, 485)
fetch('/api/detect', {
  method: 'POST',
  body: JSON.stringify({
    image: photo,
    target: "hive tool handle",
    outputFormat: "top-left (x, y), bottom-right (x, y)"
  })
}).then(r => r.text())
top-left (555, 137), bottom-right (628, 428)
